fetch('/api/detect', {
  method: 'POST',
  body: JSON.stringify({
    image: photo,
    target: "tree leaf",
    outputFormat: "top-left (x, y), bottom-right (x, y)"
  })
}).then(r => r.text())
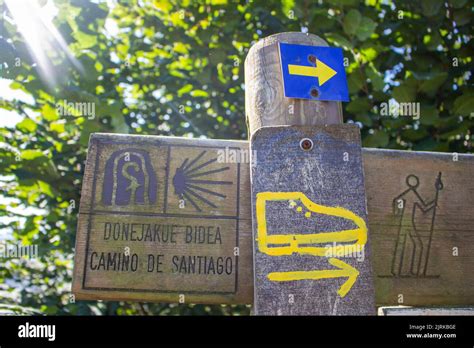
top-left (356, 17), bottom-right (377, 41)
top-left (392, 84), bottom-right (417, 103)
top-left (343, 9), bottom-right (361, 36)
top-left (325, 33), bottom-right (353, 50)
top-left (346, 99), bottom-right (371, 113)
top-left (41, 104), bottom-right (59, 122)
top-left (421, 0), bottom-right (444, 17)
top-left (419, 72), bottom-right (448, 97)
top-left (419, 104), bottom-right (440, 126)
top-left (363, 130), bottom-right (389, 147)
top-left (348, 69), bottom-right (365, 94)
top-left (17, 118), bottom-right (37, 133)
top-left (21, 149), bottom-right (44, 160)
top-left (366, 65), bottom-right (384, 91)
top-left (453, 94), bottom-right (474, 116)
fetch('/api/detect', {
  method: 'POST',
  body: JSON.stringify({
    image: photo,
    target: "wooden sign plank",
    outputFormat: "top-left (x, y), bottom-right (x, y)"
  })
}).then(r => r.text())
top-left (72, 133), bottom-right (252, 304)
top-left (364, 148), bottom-right (474, 306)
top-left (250, 125), bottom-right (375, 315)
top-left (73, 135), bottom-right (474, 306)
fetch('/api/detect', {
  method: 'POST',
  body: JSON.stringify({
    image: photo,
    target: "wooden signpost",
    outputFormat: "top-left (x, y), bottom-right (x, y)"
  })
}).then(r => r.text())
top-left (246, 32), bottom-right (375, 315)
top-left (73, 139), bottom-right (474, 306)
top-left (72, 32), bottom-right (474, 312)
top-left (72, 133), bottom-right (252, 304)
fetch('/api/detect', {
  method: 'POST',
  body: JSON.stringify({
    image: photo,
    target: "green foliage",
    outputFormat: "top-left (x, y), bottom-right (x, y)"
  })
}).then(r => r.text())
top-left (0, 0), bottom-right (472, 315)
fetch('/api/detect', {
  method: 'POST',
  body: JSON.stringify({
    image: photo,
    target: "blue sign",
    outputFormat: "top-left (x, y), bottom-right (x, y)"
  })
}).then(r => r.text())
top-left (279, 43), bottom-right (349, 102)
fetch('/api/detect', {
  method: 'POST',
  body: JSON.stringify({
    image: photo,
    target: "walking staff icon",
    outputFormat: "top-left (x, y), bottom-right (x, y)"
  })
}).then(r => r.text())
top-left (391, 172), bottom-right (443, 277)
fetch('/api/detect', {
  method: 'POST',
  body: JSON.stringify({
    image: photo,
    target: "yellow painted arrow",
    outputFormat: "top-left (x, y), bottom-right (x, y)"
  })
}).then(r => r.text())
top-left (267, 257), bottom-right (359, 297)
top-left (288, 59), bottom-right (337, 86)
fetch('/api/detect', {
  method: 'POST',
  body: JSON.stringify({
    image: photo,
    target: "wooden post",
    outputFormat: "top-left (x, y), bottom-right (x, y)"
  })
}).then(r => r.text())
top-left (246, 32), bottom-right (376, 315)
top-left (245, 32), bottom-right (343, 136)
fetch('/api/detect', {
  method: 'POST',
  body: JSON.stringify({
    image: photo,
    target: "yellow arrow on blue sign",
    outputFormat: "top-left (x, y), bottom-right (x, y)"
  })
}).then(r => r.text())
top-left (288, 59), bottom-right (337, 86)
top-left (279, 43), bottom-right (349, 102)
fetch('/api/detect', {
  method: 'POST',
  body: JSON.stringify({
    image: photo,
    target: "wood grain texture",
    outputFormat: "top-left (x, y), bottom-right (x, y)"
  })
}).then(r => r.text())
top-left (72, 133), bottom-right (252, 304)
top-left (364, 148), bottom-right (474, 306)
top-left (250, 125), bottom-right (375, 315)
top-left (73, 135), bottom-right (474, 306)
top-left (244, 32), bottom-right (343, 137)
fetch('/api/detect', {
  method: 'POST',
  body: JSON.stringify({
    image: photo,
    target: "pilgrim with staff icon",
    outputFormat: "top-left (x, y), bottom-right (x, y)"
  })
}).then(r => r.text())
top-left (391, 172), bottom-right (443, 277)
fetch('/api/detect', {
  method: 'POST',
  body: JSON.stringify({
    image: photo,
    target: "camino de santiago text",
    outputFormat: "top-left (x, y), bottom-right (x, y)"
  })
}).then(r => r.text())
top-left (88, 221), bottom-right (234, 276)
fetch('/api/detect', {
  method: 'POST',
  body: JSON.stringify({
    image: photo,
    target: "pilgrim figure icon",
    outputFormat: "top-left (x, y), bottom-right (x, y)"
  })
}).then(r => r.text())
top-left (391, 172), bottom-right (443, 277)
top-left (102, 149), bottom-right (157, 206)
